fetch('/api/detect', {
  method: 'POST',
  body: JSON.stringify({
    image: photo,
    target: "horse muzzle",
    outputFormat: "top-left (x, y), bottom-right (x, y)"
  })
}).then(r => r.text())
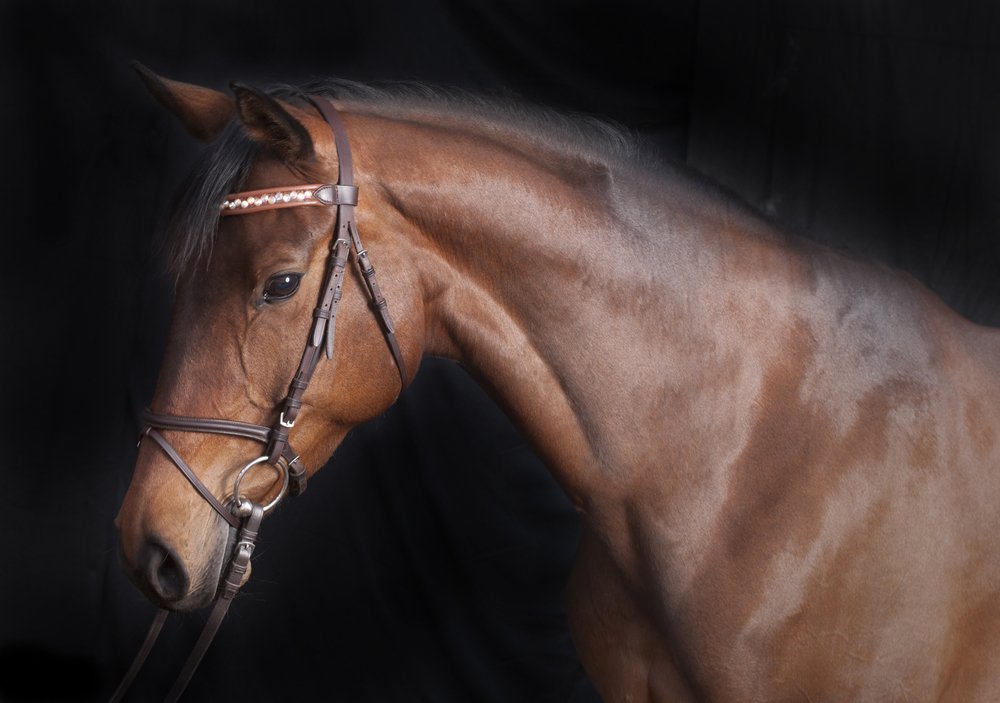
top-left (117, 521), bottom-right (232, 611)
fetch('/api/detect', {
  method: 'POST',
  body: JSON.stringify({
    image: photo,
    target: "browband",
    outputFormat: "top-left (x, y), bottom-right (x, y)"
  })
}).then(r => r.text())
top-left (221, 183), bottom-right (359, 215)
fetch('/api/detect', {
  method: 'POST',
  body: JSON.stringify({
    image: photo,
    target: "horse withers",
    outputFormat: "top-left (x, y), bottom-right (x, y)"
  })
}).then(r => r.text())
top-left (116, 66), bottom-right (1000, 701)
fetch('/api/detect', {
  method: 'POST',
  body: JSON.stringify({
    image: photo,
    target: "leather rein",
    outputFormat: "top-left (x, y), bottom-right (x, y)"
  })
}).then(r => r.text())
top-left (110, 97), bottom-right (408, 703)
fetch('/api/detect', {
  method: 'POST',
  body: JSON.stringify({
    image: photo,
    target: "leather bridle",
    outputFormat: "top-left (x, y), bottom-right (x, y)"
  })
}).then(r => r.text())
top-left (110, 97), bottom-right (408, 703)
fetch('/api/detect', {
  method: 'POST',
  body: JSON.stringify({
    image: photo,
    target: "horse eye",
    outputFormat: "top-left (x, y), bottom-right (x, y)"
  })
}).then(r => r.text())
top-left (262, 273), bottom-right (301, 301)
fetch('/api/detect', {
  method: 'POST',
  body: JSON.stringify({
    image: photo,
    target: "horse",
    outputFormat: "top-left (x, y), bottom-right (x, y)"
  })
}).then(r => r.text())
top-left (115, 64), bottom-right (1000, 702)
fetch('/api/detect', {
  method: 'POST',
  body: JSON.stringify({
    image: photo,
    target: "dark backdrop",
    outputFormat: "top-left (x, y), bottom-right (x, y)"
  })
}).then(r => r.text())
top-left (0, 1), bottom-right (997, 702)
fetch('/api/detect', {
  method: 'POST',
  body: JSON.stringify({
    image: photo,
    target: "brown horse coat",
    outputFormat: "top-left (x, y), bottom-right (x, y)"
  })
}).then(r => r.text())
top-left (117, 70), bottom-right (1000, 701)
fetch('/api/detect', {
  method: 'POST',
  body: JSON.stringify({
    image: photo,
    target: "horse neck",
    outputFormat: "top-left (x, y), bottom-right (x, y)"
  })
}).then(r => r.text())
top-left (356, 113), bottom-right (777, 508)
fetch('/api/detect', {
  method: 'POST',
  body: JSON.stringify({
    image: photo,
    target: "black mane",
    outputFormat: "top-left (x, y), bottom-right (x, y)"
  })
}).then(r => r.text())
top-left (165, 118), bottom-right (259, 273)
top-left (165, 79), bottom-right (668, 273)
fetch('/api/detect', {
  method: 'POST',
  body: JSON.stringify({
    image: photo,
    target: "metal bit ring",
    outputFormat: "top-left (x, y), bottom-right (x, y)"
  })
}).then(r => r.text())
top-left (231, 455), bottom-right (290, 517)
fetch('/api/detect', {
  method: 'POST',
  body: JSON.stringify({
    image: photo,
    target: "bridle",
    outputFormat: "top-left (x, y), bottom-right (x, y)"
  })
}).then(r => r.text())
top-left (110, 96), bottom-right (408, 703)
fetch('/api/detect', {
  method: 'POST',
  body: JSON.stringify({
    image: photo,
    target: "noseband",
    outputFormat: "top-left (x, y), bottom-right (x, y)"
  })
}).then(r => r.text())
top-left (111, 97), bottom-right (408, 703)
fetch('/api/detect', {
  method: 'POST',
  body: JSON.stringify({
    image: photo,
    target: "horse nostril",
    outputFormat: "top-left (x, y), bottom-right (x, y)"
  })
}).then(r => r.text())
top-left (137, 536), bottom-right (190, 602)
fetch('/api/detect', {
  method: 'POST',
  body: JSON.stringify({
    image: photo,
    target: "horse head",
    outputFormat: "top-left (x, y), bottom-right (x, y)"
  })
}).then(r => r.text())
top-left (116, 66), bottom-right (421, 610)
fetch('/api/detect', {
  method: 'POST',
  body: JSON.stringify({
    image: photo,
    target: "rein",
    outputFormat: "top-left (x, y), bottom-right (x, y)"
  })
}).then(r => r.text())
top-left (110, 97), bottom-right (408, 703)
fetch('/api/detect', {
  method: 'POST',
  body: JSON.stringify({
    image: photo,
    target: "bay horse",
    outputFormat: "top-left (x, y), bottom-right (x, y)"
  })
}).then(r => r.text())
top-left (116, 65), bottom-right (1000, 701)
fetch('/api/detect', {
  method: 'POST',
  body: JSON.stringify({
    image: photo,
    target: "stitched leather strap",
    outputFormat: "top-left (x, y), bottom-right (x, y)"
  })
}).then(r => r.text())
top-left (346, 218), bottom-right (409, 387)
top-left (164, 504), bottom-right (264, 703)
top-left (142, 409), bottom-right (307, 498)
top-left (265, 96), bottom-right (409, 463)
top-left (306, 96), bottom-right (409, 390)
top-left (143, 428), bottom-right (242, 529)
top-left (268, 236), bottom-right (350, 464)
top-left (143, 409), bottom-right (272, 444)
top-left (108, 609), bottom-right (168, 703)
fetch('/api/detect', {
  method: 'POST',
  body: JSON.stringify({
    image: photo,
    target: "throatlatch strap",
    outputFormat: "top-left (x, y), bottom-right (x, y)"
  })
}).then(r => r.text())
top-left (306, 96), bottom-right (409, 389)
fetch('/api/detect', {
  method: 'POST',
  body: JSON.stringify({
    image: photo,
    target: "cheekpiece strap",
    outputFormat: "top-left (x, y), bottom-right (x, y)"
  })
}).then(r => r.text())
top-left (215, 95), bottom-right (409, 466)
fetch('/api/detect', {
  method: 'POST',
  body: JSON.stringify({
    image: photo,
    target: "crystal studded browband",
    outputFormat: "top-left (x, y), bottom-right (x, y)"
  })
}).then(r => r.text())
top-left (220, 183), bottom-right (358, 216)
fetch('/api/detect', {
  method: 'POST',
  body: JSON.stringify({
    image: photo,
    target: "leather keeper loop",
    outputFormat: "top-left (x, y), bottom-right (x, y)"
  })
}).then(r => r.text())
top-left (288, 461), bottom-right (306, 480)
top-left (285, 452), bottom-right (307, 497)
top-left (313, 184), bottom-right (358, 206)
top-left (266, 441), bottom-right (284, 465)
top-left (313, 309), bottom-right (332, 320)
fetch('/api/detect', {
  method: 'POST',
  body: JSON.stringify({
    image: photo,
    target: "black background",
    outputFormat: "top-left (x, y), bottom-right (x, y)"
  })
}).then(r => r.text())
top-left (0, 1), bottom-right (997, 701)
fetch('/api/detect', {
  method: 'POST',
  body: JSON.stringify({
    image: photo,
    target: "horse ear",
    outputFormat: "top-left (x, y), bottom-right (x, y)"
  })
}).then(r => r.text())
top-left (230, 81), bottom-right (315, 163)
top-left (131, 61), bottom-right (235, 143)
